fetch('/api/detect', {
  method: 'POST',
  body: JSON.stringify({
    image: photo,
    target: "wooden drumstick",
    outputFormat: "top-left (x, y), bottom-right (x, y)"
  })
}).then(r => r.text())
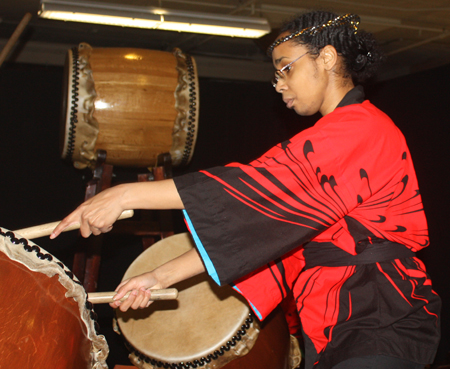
top-left (13, 209), bottom-right (134, 239)
top-left (87, 288), bottom-right (179, 304)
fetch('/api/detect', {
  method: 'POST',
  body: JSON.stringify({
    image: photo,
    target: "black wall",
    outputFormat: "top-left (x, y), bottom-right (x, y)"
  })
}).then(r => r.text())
top-left (0, 61), bottom-right (448, 367)
top-left (369, 69), bottom-right (450, 367)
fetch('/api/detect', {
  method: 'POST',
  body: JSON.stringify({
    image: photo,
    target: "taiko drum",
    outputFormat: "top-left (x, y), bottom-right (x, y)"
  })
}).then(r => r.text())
top-left (60, 43), bottom-right (199, 169)
top-left (114, 233), bottom-right (292, 369)
top-left (0, 227), bottom-right (108, 368)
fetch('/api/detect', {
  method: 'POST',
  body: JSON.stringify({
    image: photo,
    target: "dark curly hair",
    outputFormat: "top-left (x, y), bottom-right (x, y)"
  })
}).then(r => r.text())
top-left (271, 11), bottom-right (385, 84)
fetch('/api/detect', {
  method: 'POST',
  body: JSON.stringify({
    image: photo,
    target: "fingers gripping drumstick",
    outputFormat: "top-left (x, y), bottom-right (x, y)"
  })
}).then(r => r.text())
top-left (87, 288), bottom-right (179, 304)
top-left (13, 210), bottom-right (179, 303)
top-left (14, 209), bottom-right (134, 239)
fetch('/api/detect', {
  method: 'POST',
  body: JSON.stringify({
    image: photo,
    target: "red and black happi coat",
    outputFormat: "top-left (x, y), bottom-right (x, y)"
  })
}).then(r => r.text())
top-left (173, 88), bottom-right (441, 368)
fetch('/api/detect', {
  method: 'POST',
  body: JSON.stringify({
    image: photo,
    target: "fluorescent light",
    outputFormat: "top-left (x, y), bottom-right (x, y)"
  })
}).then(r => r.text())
top-left (39, 11), bottom-right (161, 28)
top-left (39, 0), bottom-right (271, 38)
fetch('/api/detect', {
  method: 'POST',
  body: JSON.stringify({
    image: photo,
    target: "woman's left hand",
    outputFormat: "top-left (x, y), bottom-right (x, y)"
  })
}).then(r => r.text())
top-left (50, 184), bottom-right (129, 238)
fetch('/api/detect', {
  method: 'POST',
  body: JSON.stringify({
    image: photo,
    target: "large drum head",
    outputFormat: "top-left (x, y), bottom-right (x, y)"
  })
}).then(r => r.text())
top-left (0, 228), bottom-right (108, 369)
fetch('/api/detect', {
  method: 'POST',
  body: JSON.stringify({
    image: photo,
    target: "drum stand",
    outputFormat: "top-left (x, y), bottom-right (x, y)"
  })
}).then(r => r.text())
top-left (72, 150), bottom-right (174, 293)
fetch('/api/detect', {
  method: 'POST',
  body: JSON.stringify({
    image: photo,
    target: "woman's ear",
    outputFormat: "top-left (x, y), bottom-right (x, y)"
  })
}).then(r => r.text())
top-left (320, 45), bottom-right (338, 71)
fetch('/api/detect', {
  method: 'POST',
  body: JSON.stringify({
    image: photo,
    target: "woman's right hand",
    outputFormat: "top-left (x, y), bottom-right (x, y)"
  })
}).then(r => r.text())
top-left (109, 248), bottom-right (206, 312)
top-left (110, 271), bottom-right (164, 312)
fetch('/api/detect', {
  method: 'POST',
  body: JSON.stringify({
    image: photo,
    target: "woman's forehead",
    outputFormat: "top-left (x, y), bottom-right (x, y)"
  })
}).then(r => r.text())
top-left (272, 40), bottom-right (308, 65)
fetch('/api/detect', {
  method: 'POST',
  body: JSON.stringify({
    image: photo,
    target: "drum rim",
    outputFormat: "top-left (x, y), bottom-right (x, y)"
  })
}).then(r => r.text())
top-left (115, 313), bottom-right (258, 369)
top-left (171, 48), bottom-right (200, 167)
top-left (60, 47), bottom-right (76, 162)
top-left (61, 42), bottom-right (99, 170)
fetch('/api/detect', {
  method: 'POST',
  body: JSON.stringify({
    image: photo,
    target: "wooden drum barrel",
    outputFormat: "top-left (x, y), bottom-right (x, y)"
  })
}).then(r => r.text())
top-left (60, 43), bottom-right (199, 169)
top-left (114, 233), bottom-right (292, 369)
top-left (0, 227), bottom-right (109, 368)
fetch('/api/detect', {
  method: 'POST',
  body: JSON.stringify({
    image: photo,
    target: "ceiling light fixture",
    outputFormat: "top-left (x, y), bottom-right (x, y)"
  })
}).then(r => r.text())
top-left (38, 0), bottom-right (271, 38)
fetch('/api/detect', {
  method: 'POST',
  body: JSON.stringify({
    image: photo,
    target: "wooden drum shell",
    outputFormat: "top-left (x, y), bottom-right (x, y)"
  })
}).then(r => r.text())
top-left (61, 43), bottom-right (199, 169)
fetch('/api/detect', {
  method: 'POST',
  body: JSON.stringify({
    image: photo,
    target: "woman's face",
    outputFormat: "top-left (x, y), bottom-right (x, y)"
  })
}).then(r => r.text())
top-left (271, 37), bottom-right (333, 116)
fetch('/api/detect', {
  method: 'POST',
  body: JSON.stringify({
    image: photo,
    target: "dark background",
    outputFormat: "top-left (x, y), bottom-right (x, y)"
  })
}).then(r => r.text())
top-left (0, 60), bottom-right (448, 367)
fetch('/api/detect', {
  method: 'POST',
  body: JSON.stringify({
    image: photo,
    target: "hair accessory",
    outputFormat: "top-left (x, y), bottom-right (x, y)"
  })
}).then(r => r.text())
top-left (268, 13), bottom-right (360, 55)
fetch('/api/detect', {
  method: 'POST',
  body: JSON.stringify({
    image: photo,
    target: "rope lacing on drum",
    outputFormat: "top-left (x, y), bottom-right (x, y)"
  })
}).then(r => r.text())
top-left (0, 228), bottom-right (100, 333)
top-left (122, 314), bottom-right (255, 369)
top-left (181, 53), bottom-right (197, 167)
top-left (66, 46), bottom-right (80, 162)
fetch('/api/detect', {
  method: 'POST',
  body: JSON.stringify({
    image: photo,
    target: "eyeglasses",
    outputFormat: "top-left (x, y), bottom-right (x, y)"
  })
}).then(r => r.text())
top-left (271, 52), bottom-right (309, 88)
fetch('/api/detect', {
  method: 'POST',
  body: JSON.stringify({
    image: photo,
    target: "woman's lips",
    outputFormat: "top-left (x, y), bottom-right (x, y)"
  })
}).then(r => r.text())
top-left (284, 98), bottom-right (294, 109)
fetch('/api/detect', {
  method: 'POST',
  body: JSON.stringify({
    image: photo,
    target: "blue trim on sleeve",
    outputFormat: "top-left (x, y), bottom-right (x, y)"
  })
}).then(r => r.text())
top-left (182, 210), bottom-right (221, 286)
top-left (232, 285), bottom-right (263, 320)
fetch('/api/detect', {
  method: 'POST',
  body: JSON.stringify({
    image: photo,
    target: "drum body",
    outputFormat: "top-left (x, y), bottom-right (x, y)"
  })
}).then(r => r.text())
top-left (61, 43), bottom-right (199, 169)
top-left (115, 233), bottom-right (291, 369)
top-left (0, 227), bottom-right (109, 369)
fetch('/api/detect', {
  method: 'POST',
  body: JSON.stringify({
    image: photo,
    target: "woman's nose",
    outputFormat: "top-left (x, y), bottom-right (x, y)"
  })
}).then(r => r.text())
top-left (275, 79), bottom-right (286, 93)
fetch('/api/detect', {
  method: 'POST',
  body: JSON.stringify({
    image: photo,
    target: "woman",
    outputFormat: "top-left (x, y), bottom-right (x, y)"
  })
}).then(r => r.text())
top-left (51, 11), bottom-right (441, 369)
